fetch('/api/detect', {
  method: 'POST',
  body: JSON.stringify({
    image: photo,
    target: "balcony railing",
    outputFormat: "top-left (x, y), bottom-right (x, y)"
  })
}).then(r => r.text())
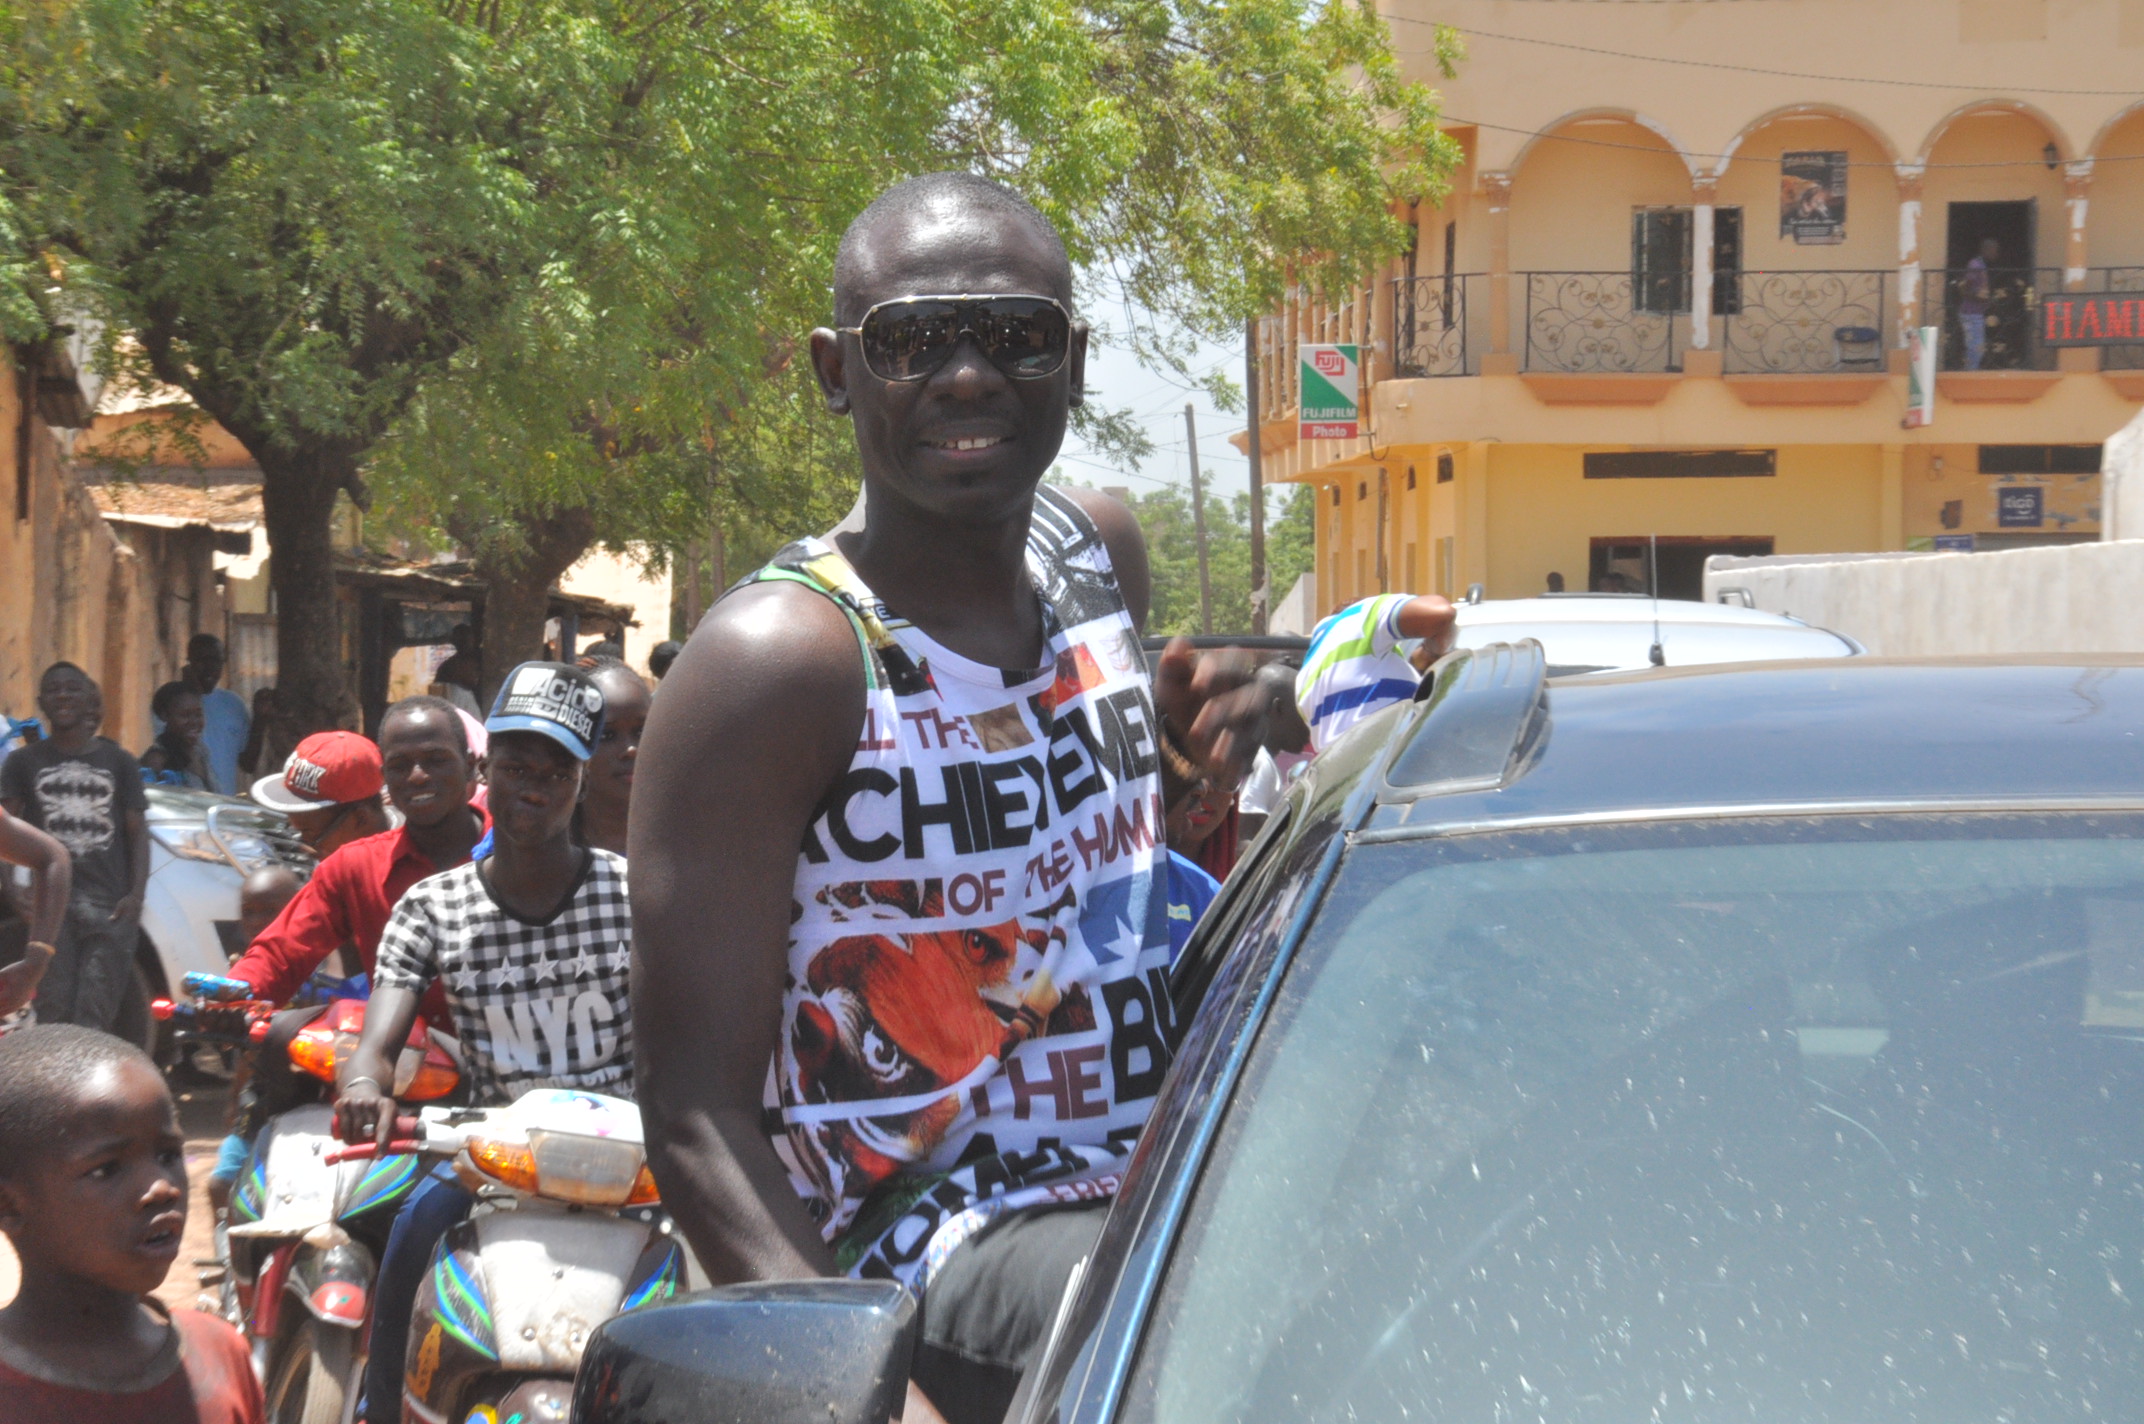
top-left (1722, 270), bottom-right (1890, 374)
top-left (1390, 273), bottom-right (1482, 377)
top-left (1919, 266), bottom-right (2061, 372)
top-left (1523, 272), bottom-right (1677, 374)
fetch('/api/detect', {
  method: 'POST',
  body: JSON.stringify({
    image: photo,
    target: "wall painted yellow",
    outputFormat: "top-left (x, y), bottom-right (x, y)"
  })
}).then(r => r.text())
top-left (1482, 445), bottom-right (1884, 597)
top-left (1247, 0), bottom-right (2144, 615)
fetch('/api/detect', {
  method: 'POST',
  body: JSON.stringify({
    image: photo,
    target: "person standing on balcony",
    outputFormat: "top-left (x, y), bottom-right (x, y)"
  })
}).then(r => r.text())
top-left (1961, 237), bottom-right (1998, 371)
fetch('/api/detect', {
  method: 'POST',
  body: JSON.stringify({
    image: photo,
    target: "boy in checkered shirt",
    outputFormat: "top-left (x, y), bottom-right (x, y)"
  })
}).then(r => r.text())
top-left (333, 661), bottom-right (633, 1423)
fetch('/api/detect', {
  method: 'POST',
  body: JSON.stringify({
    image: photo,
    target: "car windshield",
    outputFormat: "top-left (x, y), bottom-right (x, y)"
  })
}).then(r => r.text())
top-left (1125, 814), bottom-right (2144, 1424)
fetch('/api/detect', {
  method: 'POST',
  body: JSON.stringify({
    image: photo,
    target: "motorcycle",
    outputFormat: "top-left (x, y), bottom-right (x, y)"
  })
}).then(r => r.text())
top-left (327, 1089), bottom-right (685, 1424)
top-left (160, 980), bottom-right (464, 1424)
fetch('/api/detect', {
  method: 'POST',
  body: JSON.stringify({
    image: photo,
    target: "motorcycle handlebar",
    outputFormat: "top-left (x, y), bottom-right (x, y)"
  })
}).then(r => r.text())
top-left (323, 1139), bottom-right (425, 1165)
top-left (150, 997), bottom-right (275, 1040)
top-left (330, 1113), bottom-right (421, 1148)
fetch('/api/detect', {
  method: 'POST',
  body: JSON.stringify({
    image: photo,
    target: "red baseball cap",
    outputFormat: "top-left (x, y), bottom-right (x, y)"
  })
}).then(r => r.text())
top-left (251, 731), bottom-right (384, 812)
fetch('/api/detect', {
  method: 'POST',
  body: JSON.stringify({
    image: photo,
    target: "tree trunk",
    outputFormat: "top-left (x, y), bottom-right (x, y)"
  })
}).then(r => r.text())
top-left (470, 506), bottom-right (597, 706)
top-left (258, 449), bottom-right (360, 734)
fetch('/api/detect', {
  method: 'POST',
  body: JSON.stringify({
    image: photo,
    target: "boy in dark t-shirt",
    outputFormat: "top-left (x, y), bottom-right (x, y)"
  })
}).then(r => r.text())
top-left (0, 664), bottom-right (150, 1031)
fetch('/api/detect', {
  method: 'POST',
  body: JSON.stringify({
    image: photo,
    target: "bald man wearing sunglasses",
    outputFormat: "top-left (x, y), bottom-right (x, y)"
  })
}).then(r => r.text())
top-left (632, 173), bottom-right (1269, 1424)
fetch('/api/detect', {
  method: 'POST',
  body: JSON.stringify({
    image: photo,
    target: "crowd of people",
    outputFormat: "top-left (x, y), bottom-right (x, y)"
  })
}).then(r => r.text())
top-left (0, 173), bottom-right (1459, 1424)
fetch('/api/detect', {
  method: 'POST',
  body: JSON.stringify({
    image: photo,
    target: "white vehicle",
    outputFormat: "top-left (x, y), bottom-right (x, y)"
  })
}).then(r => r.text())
top-left (1452, 592), bottom-right (1862, 677)
top-left (128, 786), bottom-right (313, 1050)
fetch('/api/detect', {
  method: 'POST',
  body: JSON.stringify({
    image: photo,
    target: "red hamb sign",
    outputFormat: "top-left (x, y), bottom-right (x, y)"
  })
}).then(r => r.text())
top-left (2039, 293), bottom-right (2144, 347)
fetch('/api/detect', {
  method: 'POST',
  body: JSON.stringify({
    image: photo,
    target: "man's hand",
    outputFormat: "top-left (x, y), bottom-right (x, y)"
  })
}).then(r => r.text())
top-left (1397, 594), bottom-right (1459, 672)
top-left (0, 940), bottom-right (54, 1019)
top-left (108, 891), bottom-right (143, 925)
top-left (334, 1079), bottom-right (399, 1150)
top-left (1153, 639), bottom-right (1270, 789)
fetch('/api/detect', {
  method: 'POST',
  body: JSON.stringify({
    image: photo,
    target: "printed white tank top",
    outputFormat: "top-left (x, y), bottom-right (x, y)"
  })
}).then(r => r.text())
top-left (750, 487), bottom-right (1177, 1286)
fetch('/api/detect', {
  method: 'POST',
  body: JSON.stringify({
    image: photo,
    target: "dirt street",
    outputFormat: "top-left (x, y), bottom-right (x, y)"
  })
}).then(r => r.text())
top-left (0, 1080), bottom-right (230, 1316)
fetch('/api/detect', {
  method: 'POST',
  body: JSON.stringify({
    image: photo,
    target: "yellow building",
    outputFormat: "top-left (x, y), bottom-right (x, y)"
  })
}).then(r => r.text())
top-left (1252, 0), bottom-right (2144, 607)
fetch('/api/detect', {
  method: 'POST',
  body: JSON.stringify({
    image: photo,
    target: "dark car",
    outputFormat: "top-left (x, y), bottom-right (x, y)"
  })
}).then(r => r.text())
top-left (576, 648), bottom-right (2144, 1424)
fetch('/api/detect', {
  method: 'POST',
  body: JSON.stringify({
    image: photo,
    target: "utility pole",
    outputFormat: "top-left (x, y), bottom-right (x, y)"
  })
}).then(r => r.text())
top-left (1184, 403), bottom-right (1214, 635)
top-left (1245, 318), bottom-right (1267, 633)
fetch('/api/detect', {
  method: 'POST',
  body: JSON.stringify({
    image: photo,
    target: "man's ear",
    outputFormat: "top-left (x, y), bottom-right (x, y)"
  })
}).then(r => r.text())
top-left (1067, 319), bottom-right (1089, 410)
top-left (808, 327), bottom-right (851, 416)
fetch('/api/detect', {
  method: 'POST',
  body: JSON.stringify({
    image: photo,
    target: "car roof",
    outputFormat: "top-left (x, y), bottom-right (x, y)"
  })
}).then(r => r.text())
top-left (1458, 594), bottom-right (1817, 628)
top-left (1453, 596), bottom-right (1859, 674)
top-left (1348, 654), bottom-right (2144, 838)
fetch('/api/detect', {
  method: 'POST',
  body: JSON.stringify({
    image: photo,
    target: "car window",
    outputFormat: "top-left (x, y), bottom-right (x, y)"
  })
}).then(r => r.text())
top-left (1123, 814), bottom-right (2144, 1424)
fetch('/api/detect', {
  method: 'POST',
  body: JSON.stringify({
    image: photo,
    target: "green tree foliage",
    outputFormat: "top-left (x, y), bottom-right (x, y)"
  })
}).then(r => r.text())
top-left (2, 0), bottom-right (1457, 726)
top-left (1103, 480), bottom-right (1314, 637)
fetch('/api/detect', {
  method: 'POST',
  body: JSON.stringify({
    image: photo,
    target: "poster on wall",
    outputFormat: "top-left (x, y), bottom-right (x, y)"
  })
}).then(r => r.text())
top-left (1903, 325), bottom-right (1937, 428)
top-left (1780, 151), bottom-right (1848, 244)
top-left (1299, 344), bottom-right (1360, 440)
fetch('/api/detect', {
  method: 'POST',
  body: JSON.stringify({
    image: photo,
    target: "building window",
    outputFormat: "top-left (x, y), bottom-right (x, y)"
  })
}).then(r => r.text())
top-left (1436, 451), bottom-right (1455, 484)
top-left (1358, 480), bottom-right (1368, 501)
top-left (1332, 485), bottom-right (1342, 506)
top-left (1979, 445), bottom-right (2102, 475)
top-left (1406, 465), bottom-right (1417, 490)
top-left (1584, 449), bottom-right (1776, 480)
top-left (1442, 221), bottom-right (1458, 325)
top-left (1632, 207), bottom-right (1743, 315)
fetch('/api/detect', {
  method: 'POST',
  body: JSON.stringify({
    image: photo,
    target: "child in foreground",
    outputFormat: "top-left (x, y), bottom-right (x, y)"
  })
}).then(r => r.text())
top-left (0, 1024), bottom-right (264, 1423)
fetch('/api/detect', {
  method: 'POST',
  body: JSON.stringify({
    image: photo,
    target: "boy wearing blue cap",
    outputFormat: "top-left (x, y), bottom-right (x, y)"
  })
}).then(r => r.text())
top-left (333, 662), bottom-right (634, 1423)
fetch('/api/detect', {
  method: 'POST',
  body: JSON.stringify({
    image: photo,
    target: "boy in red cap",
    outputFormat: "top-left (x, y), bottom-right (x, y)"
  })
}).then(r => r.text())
top-left (248, 729), bottom-right (392, 857)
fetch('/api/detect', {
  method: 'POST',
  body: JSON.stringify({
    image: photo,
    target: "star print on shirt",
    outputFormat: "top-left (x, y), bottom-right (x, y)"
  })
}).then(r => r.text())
top-left (1076, 870), bottom-right (1161, 967)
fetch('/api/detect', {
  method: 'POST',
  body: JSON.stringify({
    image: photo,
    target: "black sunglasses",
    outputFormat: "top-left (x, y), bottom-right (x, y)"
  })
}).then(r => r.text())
top-left (838, 293), bottom-right (1073, 383)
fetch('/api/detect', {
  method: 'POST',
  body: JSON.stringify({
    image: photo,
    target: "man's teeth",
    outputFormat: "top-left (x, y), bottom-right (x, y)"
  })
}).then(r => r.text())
top-left (936, 437), bottom-right (1006, 451)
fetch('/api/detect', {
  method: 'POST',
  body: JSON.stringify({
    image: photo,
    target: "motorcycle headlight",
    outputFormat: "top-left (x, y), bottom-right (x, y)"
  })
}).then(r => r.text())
top-left (526, 1129), bottom-right (649, 1208)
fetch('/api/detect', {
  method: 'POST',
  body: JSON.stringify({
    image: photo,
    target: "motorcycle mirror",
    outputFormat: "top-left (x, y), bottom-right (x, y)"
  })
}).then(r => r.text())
top-left (571, 1278), bottom-right (916, 1424)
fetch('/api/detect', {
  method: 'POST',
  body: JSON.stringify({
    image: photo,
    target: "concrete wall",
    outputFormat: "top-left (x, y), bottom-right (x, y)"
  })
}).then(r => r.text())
top-left (1, 369), bottom-right (205, 751)
top-left (1488, 444), bottom-right (1886, 597)
top-left (560, 547), bottom-right (674, 682)
top-left (1702, 541), bottom-right (2144, 656)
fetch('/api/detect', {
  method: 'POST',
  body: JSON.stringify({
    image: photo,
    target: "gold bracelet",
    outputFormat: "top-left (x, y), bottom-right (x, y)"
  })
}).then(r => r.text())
top-left (1156, 720), bottom-right (1200, 782)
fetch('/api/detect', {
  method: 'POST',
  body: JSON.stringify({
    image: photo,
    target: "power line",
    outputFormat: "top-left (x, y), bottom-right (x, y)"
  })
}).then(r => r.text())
top-left (1438, 113), bottom-right (2144, 169)
top-left (1406, 18), bottom-right (2142, 96)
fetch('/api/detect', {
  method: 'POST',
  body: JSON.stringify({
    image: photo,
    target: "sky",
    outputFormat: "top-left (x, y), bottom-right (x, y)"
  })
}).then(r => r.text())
top-left (1050, 323), bottom-right (1258, 509)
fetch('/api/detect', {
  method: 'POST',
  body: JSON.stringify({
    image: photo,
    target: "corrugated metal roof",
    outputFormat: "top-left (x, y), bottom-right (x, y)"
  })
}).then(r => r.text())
top-left (76, 466), bottom-right (264, 533)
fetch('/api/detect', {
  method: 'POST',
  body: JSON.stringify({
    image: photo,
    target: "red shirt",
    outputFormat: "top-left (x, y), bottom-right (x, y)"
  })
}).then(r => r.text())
top-left (0, 1303), bottom-right (264, 1424)
top-left (227, 819), bottom-right (482, 1022)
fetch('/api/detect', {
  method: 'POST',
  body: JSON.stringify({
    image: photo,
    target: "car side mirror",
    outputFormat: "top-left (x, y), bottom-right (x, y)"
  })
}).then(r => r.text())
top-left (571, 1278), bottom-right (916, 1424)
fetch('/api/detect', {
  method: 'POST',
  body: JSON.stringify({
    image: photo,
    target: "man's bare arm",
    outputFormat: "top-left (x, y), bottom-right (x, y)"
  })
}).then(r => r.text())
top-left (630, 581), bottom-right (866, 1282)
top-left (0, 811), bottom-right (69, 947)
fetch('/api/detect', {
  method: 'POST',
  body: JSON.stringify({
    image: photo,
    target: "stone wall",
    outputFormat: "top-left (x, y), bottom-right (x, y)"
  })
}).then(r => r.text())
top-left (1703, 540), bottom-right (2144, 658)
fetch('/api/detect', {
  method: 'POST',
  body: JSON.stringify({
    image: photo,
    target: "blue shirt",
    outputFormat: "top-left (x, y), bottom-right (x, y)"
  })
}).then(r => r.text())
top-left (199, 687), bottom-right (249, 796)
top-left (1166, 850), bottom-right (1222, 964)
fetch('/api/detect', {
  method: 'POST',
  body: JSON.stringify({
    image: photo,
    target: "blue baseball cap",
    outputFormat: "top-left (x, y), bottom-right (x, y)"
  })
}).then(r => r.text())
top-left (487, 661), bottom-right (605, 761)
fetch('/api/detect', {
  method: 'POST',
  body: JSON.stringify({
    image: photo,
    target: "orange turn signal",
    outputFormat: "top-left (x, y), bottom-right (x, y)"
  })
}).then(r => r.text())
top-left (403, 1058), bottom-right (461, 1103)
top-left (624, 1164), bottom-right (661, 1206)
top-left (468, 1138), bottom-right (541, 1193)
top-left (288, 1029), bottom-right (339, 1084)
